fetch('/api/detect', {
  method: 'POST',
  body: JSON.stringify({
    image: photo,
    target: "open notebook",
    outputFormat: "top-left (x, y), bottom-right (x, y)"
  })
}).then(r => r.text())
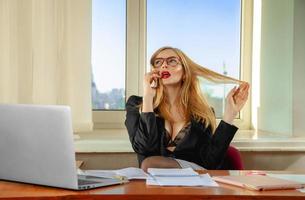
top-left (213, 175), bottom-right (304, 191)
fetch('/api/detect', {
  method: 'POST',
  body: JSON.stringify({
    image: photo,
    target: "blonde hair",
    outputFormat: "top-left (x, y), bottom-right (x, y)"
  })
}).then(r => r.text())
top-left (150, 46), bottom-right (244, 133)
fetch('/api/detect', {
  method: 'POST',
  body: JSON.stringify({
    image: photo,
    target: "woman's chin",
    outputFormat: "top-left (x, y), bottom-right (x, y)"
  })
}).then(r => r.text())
top-left (162, 80), bottom-right (182, 87)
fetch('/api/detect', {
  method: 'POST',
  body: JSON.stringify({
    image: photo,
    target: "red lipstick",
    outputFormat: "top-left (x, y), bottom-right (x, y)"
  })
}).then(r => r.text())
top-left (161, 71), bottom-right (171, 79)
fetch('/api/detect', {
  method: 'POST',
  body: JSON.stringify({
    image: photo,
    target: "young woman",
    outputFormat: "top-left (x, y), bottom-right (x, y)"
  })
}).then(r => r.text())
top-left (125, 46), bottom-right (249, 171)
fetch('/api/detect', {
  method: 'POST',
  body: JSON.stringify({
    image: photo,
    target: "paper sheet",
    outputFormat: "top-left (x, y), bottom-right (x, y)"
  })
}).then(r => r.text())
top-left (147, 168), bottom-right (199, 177)
top-left (146, 173), bottom-right (218, 187)
top-left (81, 167), bottom-right (149, 180)
top-left (115, 167), bottom-right (149, 179)
top-left (297, 188), bottom-right (305, 193)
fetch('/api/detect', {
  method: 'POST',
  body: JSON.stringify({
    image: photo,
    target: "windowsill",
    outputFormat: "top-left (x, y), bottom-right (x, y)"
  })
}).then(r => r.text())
top-left (74, 129), bottom-right (132, 153)
top-left (74, 129), bottom-right (305, 153)
top-left (232, 130), bottom-right (305, 151)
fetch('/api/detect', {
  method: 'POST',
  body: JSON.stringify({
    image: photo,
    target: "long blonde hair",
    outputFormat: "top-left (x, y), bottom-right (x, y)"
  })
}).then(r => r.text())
top-left (150, 46), bottom-right (243, 133)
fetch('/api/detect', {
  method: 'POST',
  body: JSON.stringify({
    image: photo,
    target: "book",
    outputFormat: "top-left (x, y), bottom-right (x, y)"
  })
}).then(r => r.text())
top-left (213, 175), bottom-right (304, 191)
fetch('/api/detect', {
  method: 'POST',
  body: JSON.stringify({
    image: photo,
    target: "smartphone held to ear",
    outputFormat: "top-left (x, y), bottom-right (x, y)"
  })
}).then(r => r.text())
top-left (150, 79), bottom-right (158, 88)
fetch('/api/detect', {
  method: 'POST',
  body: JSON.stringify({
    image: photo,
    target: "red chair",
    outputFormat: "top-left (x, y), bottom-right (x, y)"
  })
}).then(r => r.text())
top-left (220, 146), bottom-right (244, 170)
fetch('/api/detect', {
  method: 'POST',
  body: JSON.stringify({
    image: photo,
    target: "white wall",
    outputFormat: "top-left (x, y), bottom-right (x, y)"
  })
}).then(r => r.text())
top-left (259, 0), bottom-right (305, 136)
top-left (259, 0), bottom-right (294, 135)
top-left (293, 0), bottom-right (305, 137)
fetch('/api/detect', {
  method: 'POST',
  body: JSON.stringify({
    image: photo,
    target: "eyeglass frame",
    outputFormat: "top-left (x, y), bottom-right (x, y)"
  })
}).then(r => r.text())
top-left (151, 56), bottom-right (182, 68)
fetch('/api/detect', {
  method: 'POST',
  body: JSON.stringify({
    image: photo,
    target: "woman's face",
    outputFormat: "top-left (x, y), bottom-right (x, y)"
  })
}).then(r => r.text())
top-left (153, 49), bottom-right (184, 87)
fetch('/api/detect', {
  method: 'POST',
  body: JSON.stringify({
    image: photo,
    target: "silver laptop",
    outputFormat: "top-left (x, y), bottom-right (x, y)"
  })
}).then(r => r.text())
top-left (0, 104), bottom-right (124, 190)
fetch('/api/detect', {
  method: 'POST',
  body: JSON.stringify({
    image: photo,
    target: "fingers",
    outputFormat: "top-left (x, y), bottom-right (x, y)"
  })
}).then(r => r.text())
top-left (238, 83), bottom-right (250, 100)
top-left (150, 68), bottom-right (160, 77)
top-left (151, 68), bottom-right (159, 73)
top-left (224, 83), bottom-right (250, 116)
top-left (232, 87), bottom-right (240, 102)
top-left (145, 70), bottom-right (160, 82)
top-left (150, 69), bottom-right (160, 78)
top-left (226, 86), bottom-right (237, 105)
top-left (234, 83), bottom-right (250, 99)
top-left (144, 70), bottom-right (161, 90)
top-left (240, 82), bottom-right (250, 92)
top-left (227, 86), bottom-right (237, 98)
top-left (150, 71), bottom-right (160, 88)
top-left (232, 82), bottom-right (248, 100)
top-left (241, 85), bottom-right (249, 100)
top-left (233, 83), bottom-right (250, 109)
top-left (151, 73), bottom-right (160, 81)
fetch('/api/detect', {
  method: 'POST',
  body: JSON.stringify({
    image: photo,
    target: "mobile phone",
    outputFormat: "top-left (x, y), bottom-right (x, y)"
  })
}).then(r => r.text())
top-left (150, 79), bottom-right (158, 88)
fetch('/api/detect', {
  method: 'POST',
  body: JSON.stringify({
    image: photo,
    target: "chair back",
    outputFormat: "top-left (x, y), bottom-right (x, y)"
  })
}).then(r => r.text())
top-left (220, 146), bottom-right (244, 170)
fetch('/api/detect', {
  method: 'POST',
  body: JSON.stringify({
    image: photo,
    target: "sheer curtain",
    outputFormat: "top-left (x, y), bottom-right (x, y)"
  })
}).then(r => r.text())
top-left (0, 0), bottom-right (92, 132)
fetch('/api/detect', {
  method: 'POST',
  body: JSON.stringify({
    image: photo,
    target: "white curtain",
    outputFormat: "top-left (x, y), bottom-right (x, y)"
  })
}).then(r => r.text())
top-left (0, 0), bottom-right (92, 132)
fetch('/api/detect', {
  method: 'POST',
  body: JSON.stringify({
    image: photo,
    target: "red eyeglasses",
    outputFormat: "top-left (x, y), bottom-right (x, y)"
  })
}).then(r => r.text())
top-left (152, 56), bottom-right (181, 68)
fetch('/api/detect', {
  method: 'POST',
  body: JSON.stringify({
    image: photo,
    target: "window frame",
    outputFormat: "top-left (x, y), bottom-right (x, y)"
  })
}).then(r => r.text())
top-left (92, 0), bottom-right (253, 130)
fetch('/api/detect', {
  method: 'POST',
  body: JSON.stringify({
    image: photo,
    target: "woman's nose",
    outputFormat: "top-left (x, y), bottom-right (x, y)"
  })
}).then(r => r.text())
top-left (161, 62), bottom-right (168, 69)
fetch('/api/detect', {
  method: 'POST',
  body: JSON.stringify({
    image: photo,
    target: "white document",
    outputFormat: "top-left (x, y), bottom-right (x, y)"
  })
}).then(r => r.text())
top-left (266, 174), bottom-right (305, 184)
top-left (115, 167), bottom-right (149, 179)
top-left (146, 168), bottom-right (217, 187)
top-left (146, 173), bottom-right (218, 187)
top-left (297, 188), bottom-right (305, 193)
top-left (81, 167), bottom-right (149, 180)
top-left (147, 168), bottom-right (198, 177)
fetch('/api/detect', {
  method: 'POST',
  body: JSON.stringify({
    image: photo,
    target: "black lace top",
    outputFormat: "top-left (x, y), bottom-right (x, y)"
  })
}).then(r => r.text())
top-left (165, 122), bottom-right (191, 149)
top-left (125, 95), bottom-right (238, 169)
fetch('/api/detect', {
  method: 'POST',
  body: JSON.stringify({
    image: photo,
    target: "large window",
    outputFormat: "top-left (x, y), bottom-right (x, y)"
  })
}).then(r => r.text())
top-left (147, 0), bottom-right (241, 118)
top-left (92, 0), bottom-right (251, 128)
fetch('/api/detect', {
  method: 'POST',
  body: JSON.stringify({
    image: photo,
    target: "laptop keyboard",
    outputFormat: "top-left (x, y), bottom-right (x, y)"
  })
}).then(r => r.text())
top-left (78, 179), bottom-right (102, 186)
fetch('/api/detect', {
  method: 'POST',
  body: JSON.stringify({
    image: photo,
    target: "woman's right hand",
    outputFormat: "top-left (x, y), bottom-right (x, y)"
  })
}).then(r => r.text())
top-left (142, 69), bottom-right (160, 112)
top-left (143, 69), bottom-right (160, 99)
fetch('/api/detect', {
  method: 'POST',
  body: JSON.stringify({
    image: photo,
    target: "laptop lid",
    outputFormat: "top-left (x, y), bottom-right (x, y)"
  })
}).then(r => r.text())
top-left (0, 104), bottom-right (79, 189)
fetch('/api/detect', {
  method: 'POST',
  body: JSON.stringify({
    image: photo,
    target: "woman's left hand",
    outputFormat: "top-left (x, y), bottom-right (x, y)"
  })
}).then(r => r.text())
top-left (223, 82), bottom-right (250, 124)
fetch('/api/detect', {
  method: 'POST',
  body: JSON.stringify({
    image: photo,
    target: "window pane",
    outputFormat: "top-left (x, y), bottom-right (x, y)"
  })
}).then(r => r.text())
top-left (147, 0), bottom-right (241, 118)
top-left (92, 0), bottom-right (126, 110)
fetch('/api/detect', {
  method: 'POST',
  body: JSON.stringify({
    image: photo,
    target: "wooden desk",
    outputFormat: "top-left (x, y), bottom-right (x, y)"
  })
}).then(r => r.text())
top-left (1, 170), bottom-right (305, 200)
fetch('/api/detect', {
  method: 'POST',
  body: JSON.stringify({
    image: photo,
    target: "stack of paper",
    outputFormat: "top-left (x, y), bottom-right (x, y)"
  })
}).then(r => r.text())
top-left (146, 168), bottom-right (218, 187)
top-left (79, 167), bottom-right (149, 180)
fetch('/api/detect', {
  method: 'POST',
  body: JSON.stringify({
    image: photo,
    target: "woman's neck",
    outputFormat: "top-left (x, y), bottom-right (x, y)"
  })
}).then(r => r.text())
top-left (164, 85), bottom-right (181, 106)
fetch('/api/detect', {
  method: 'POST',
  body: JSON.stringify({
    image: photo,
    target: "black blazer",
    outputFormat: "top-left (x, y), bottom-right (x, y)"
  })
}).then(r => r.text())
top-left (124, 95), bottom-right (238, 169)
